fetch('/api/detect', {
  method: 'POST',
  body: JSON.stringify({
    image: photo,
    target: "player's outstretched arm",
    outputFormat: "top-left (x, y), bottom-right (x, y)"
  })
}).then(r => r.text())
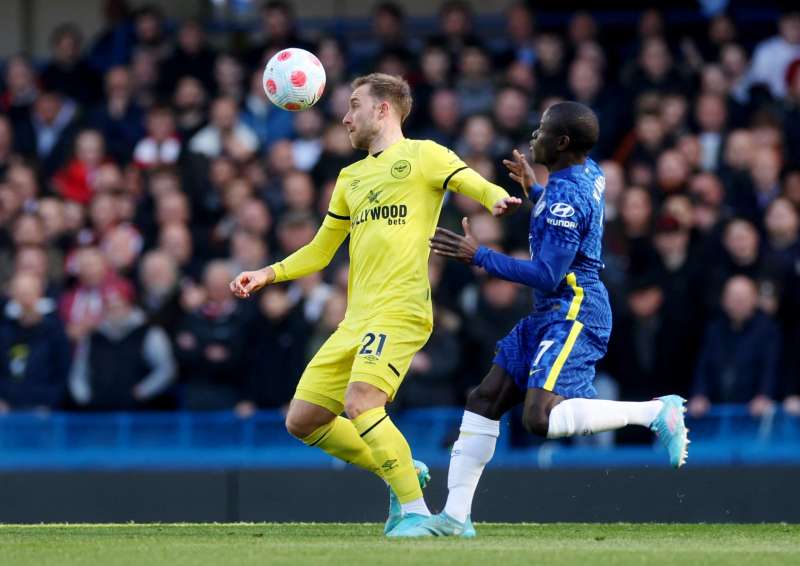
top-left (230, 221), bottom-right (347, 299)
top-left (422, 140), bottom-right (522, 217)
top-left (430, 217), bottom-right (576, 292)
top-left (447, 167), bottom-right (522, 217)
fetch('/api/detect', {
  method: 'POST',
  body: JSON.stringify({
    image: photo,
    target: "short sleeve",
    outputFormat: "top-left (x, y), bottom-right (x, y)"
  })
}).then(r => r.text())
top-left (542, 183), bottom-right (586, 251)
top-left (324, 174), bottom-right (351, 229)
top-left (419, 140), bottom-right (468, 191)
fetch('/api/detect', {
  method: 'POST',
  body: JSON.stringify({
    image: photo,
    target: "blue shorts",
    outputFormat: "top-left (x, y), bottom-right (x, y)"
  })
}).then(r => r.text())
top-left (493, 316), bottom-right (608, 399)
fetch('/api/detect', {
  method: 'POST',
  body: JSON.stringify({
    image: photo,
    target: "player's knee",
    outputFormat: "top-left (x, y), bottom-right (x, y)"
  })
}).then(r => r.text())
top-left (285, 411), bottom-right (316, 439)
top-left (344, 382), bottom-right (386, 419)
top-left (522, 407), bottom-right (550, 437)
top-left (466, 387), bottom-right (502, 420)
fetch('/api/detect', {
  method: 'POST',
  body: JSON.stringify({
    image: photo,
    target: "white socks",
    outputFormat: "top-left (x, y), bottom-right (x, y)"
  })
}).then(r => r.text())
top-left (401, 497), bottom-right (431, 516)
top-left (440, 400), bottom-right (664, 523)
top-left (443, 411), bottom-right (500, 523)
top-left (546, 399), bottom-right (663, 439)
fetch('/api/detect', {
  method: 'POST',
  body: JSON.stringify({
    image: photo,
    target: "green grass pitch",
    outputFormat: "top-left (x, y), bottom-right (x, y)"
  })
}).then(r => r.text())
top-left (2, 523), bottom-right (798, 565)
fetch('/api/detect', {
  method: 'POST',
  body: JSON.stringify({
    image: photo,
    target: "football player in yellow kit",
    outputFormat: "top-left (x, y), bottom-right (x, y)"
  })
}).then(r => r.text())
top-left (230, 73), bottom-right (520, 535)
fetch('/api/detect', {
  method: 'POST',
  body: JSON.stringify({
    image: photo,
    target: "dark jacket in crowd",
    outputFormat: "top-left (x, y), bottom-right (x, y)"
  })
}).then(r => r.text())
top-left (692, 310), bottom-right (781, 402)
top-left (242, 302), bottom-right (311, 408)
top-left (69, 308), bottom-right (176, 410)
top-left (0, 300), bottom-right (71, 409)
top-left (175, 301), bottom-right (250, 409)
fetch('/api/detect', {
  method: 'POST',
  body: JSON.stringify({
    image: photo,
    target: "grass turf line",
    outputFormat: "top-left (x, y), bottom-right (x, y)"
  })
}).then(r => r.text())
top-left (1, 523), bottom-right (798, 566)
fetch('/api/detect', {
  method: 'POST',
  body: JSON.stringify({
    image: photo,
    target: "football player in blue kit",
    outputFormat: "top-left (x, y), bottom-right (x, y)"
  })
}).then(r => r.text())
top-left (403, 102), bottom-right (689, 538)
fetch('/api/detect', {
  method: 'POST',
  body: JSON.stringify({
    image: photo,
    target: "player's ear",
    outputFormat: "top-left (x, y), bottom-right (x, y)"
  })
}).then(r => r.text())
top-left (557, 135), bottom-right (571, 151)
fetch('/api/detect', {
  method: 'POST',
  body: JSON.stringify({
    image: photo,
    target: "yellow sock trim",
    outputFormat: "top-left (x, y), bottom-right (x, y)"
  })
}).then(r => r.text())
top-left (302, 417), bottom-right (381, 477)
top-left (352, 408), bottom-right (422, 503)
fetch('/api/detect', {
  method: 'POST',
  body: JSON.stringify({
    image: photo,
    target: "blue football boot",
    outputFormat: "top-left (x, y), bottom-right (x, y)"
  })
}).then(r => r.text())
top-left (650, 395), bottom-right (690, 468)
top-left (384, 460), bottom-right (431, 535)
top-left (393, 511), bottom-right (477, 538)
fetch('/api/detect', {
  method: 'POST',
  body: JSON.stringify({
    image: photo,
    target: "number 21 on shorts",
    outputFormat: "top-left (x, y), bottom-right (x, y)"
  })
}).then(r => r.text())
top-left (359, 332), bottom-right (388, 357)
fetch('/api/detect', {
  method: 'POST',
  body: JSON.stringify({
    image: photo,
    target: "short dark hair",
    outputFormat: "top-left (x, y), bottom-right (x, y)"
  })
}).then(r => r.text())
top-left (351, 73), bottom-right (413, 122)
top-left (547, 101), bottom-right (599, 155)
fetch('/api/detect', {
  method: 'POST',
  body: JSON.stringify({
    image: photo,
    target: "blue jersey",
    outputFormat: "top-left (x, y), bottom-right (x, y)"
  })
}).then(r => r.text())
top-left (473, 159), bottom-right (612, 397)
top-left (527, 159), bottom-right (612, 338)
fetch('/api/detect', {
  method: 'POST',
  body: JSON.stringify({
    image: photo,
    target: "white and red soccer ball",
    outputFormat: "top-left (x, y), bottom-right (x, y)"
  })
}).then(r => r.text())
top-left (262, 47), bottom-right (326, 111)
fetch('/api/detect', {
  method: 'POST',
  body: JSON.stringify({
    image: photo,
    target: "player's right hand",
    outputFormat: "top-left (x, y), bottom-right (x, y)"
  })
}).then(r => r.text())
top-left (229, 267), bottom-right (275, 298)
top-left (502, 149), bottom-right (537, 198)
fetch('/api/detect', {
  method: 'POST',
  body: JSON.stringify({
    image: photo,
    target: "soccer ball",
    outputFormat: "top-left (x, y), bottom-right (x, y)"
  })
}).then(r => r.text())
top-left (262, 47), bottom-right (326, 111)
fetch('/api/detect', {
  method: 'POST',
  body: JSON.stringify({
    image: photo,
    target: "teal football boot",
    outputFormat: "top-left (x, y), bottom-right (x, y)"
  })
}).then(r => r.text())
top-left (385, 513), bottom-right (432, 538)
top-left (393, 511), bottom-right (477, 538)
top-left (384, 459), bottom-right (431, 535)
top-left (650, 395), bottom-right (690, 468)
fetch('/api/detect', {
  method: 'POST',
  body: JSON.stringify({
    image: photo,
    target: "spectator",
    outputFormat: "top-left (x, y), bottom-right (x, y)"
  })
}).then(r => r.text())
top-left (746, 10), bottom-right (800, 100)
top-left (59, 246), bottom-right (119, 341)
top-left (694, 93), bottom-right (727, 171)
top-left (41, 23), bottom-right (99, 105)
top-left (0, 272), bottom-right (70, 412)
top-left (175, 260), bottom-right (249, 409)
top-left (173, 76), bottom-right (208, 140)
top-left (236, 285), bottom-right (310, 417)
top-left (432, 1), bottom-right (481, 59)
top-left (69, 277), bottom-right (176, 409)
top-left (689, 275), bottom-right (780, 417)
top-left (138, 249), bottom-right (183, 337)
top-left (492, 2), bottom-right (536, 68)
top-left (417, 89), bottom-right (461, 147)
top-left (159, 19), bottom-right (217, 94)
top-left (14, 90), bottom-right (80, 177)
top-left (132, 105), bottom-right (181, 169)
top-left (158, 221), bottom-right (200, 280)
top-left (291, 109), bottom-right (324, 171)
top-left (245, 0), bottom-right (313, 68)
top-left (53, 129), bottom-right (111, 204)
top-left (86, 66), bottom-right (146, 164)
top-left (455, 43), bottom-right (495, 115)
top-left (534, 33), bottom-right (567, 98)
top-left (189, 96), bottom-right (259, 160)
top-left (397, 305), bottom-right (461, 408)
top-left (1, 55), bottom-right (39, 120)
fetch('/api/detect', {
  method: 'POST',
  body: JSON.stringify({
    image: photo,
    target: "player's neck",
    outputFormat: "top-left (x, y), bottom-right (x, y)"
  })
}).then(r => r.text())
top-left (368, 125), bottom-right (404, 155)
top-left (548, 154), bottom-right (586, 174)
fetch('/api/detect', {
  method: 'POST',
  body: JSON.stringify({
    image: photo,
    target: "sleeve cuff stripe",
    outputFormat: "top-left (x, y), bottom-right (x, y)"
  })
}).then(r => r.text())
top-left (327, 211), bottom-right (350, 220)
top-left (443, 166), bottom-right (469, 192)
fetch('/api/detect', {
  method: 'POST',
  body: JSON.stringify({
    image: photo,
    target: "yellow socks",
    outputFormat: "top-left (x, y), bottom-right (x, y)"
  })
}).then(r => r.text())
top-left (302, 416), bottom-right (381, 477)
top-left (352, 407), bottom-right (422, 504)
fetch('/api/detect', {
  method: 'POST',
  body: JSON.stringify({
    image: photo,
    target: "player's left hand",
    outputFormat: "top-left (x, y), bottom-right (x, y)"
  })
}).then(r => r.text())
top-left (491, 196), bottom-right (523, 217)
top-left (430, 217), bottom-right (479, 264)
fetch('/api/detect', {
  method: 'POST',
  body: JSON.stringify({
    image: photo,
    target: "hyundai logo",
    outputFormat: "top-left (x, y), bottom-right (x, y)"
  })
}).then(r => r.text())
top-left (549, 203), bottom-right (575, 217)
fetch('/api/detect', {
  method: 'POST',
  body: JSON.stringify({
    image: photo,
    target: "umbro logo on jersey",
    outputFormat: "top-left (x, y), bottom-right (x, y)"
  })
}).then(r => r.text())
top-left (350, 179), bottom-right (361, 189)
top-left (391, 159), bottom-right (411, 179)
top-left (549, 203), bottom-right (575, 217)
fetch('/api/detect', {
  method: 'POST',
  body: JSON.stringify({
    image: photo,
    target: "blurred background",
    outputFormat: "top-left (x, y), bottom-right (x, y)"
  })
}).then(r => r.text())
top-left (0, 0), bottom-right (799, 523)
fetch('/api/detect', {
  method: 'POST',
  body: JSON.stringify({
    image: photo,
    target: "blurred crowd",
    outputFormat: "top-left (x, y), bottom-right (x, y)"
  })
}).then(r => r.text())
top-left (1, 1), bottom-right (799, 427)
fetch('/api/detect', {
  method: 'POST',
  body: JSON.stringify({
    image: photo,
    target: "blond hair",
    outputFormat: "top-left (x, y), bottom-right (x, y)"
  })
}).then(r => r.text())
top-left (351, 73), bottom-right (413, 123)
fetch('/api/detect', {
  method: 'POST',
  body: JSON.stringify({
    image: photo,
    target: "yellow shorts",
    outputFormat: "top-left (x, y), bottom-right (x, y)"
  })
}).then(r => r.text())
top-left (294, 315), bottom-right (433, 415)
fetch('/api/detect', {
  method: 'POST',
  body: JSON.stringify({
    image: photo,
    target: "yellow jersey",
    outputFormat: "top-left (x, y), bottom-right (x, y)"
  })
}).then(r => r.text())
top-left (271, 138), bottom-right (510, 323)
